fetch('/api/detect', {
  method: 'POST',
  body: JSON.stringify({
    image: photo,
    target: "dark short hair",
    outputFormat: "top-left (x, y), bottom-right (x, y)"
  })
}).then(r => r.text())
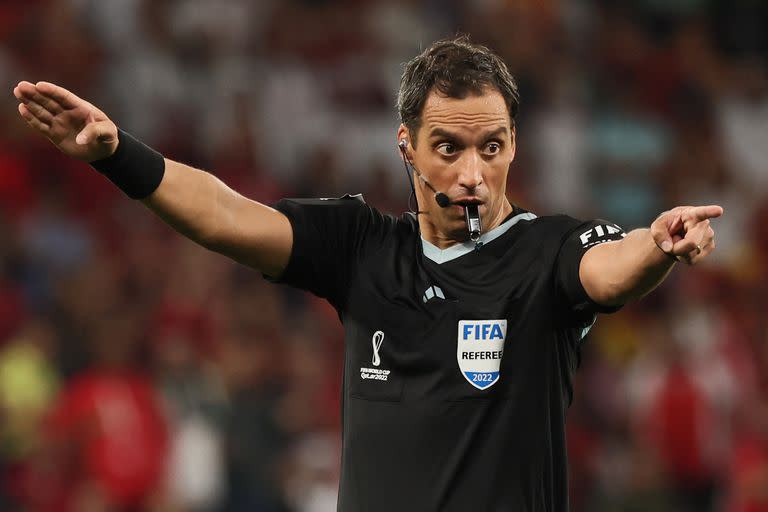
top-left (397, 36), bottom-right (520, 144)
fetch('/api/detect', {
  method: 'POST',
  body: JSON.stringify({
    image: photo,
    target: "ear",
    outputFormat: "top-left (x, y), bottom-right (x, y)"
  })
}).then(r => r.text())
top-left (509, 125), bottom-right (517, 163)
top-left (396, 124), bottom-right (410, 155)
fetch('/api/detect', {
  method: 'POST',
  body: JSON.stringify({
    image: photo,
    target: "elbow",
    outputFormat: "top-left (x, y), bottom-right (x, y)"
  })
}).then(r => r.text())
top-left (603, 290), bottom-right (632, 307)
top-left (195, 226), bottom-right (226, 252)
top-left (585, 277), bottom-right (631, 308)
top-left (168, 218), bottom-right (223, 252)
top-left (591, 280), bottom-right (655, 307)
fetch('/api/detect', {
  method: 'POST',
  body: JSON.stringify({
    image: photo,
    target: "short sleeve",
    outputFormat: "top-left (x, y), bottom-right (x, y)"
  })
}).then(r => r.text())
top-left (554, 218), bottom-right (627, 320)
top-left (268, 194), bottom-right (391, 310)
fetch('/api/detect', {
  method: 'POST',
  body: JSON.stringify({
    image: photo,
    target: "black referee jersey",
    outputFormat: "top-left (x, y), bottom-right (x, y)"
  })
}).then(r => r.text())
top-left (271, 194), bottom-right (626, 512)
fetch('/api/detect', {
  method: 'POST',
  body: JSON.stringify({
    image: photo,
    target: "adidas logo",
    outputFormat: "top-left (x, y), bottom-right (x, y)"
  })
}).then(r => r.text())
top-left (422, 285), bottom-right (446, 303)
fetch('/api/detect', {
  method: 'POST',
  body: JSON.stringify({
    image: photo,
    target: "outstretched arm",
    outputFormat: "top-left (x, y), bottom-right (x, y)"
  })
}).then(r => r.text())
top-left (13, 80), bottom-right (292, 278)
top-left (579, 205), bottom-right (723, 307)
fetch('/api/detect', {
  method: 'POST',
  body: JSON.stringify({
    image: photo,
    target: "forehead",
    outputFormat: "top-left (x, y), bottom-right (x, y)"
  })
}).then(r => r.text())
top-left (419, 87), bottom-right (511, 138)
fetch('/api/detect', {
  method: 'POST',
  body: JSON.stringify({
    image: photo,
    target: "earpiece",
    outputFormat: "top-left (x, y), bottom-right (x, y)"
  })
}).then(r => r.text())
top-left (398, 139), bottom-right (408, 150)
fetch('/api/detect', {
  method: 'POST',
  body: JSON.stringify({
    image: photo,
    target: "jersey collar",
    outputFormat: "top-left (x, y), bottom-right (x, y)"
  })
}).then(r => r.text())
top-left (420, 211), bottom-right (537, 264)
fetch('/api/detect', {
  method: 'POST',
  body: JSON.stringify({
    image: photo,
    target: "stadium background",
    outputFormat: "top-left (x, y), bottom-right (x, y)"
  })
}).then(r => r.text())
top-left (1, 0), bottom-right (767, 510)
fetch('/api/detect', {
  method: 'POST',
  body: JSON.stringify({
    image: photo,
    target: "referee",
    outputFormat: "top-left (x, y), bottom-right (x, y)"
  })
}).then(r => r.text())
top-left (14, 37), bottom-right (721, 511)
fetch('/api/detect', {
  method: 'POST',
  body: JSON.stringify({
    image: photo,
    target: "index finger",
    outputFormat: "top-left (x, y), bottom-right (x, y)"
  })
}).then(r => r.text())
top-left (34, 81), bottom-right (80, 110)
top-left (15, 81), bottom-right (63, 115)
top-left (684, 205), bottom-right (724, 223)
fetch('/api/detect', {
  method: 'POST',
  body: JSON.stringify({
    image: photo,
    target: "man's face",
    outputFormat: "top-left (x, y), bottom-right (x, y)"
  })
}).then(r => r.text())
top-left (398, 87), bottom-right (516, 244)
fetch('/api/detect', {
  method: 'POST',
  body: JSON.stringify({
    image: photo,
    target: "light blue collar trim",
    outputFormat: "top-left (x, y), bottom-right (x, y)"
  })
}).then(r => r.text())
top-left (421, 212), bottom-right (537, 264)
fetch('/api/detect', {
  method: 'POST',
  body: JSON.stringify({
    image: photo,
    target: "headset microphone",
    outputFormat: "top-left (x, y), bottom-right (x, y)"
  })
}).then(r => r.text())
top-left (419, 176), bottom-right (451, 208)
top-left (399, 139), bottom-right (450, 209)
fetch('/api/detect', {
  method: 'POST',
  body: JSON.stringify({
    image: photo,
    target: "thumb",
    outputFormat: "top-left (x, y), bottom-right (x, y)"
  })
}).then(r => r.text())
top-left (652, 210), bottom-right (676, 253)
top-left (75, 120), bottom-right (116, 146)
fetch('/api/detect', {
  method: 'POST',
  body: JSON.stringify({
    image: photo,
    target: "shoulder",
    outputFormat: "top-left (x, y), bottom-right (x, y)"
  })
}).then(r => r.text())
top-left (509, 209), bottom-right (626, 260)
top-left (529, 212), bottom-right (583, 232)
top-left (274, 193), bottom-right (411, 248)
top-left (525, 210), bottom-right (622, 242)
top-left (274, 193), bottom-right (379, 225)
top-left (274, 192), bottom-right (370, 212)
top-left (508, 207), bottom-right (583, 241)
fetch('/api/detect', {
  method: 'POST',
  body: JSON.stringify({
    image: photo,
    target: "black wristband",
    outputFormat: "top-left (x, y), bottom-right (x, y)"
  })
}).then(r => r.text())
top-left (90, 129), bottom-right (165, 199)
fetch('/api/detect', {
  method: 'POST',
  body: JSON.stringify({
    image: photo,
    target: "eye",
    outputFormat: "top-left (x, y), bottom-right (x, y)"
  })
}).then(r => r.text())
top-left (436, 143), bottom-right (457, 156)
top-left (484, 141), bottom-right (502, 155)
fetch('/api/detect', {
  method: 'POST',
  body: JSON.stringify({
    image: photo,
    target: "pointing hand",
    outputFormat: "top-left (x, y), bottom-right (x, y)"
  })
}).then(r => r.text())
top-left (651, 205), bottom-right (723, 265)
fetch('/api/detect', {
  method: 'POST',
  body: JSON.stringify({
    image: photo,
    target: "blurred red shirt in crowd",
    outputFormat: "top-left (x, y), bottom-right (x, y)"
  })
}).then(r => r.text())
top-left (726, 397), bottom-right (768, 512)
top-left (646, 362), bottom-right (715, 486)
top-left (41, 369), bottom-right (168, 511)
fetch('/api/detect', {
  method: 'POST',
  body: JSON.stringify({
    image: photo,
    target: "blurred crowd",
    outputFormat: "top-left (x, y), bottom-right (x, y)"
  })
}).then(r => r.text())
top-left (1, 0), bottom-right (767, 511)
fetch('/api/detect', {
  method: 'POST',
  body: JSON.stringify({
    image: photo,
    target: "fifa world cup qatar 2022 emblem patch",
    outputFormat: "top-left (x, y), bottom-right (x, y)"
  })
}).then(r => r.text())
top-left (457, 320), bottom-right (508, 390)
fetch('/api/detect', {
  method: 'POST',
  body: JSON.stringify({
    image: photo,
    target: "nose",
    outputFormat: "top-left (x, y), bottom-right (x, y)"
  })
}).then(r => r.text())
top-left (456, 151), bottom-right (483, 190)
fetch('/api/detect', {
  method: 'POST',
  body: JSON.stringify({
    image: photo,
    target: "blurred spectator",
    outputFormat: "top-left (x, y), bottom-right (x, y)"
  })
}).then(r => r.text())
top-left (716, 58), bottom-right (768, 195)
top-left (725, 396), bottom-right (768, 512)
top-left (42, 311), bottom-right (168, 512)
top-left (0, 318), bottom-right (59, 464)
top-left (218, 318), bottom-right (291, 512)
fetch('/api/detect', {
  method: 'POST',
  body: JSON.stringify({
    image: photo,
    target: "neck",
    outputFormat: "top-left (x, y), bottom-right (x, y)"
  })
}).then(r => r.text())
top-left (419, 199), bottom-right (514, 250)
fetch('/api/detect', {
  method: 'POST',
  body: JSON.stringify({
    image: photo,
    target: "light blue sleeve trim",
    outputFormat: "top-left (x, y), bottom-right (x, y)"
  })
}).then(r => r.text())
top-left (580, 315), bottom-right (597, 341)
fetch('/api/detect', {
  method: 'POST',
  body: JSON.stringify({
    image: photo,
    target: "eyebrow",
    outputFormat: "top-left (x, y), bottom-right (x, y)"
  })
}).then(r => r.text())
top-left (428, 126), bottom-right (509, 141)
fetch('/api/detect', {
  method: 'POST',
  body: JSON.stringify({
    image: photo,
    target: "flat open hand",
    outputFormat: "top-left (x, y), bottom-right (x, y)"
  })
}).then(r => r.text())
top-left (651, 205), bottom-right (723, 265)
top-left (13, 81), bottom-right (118, 162)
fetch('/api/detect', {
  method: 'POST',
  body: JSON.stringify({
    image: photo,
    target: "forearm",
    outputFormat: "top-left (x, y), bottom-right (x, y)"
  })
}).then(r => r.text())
top-left (580, 228), bottom-right (675, 306)
top-left (141, 159), bottom-right (227, 246)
